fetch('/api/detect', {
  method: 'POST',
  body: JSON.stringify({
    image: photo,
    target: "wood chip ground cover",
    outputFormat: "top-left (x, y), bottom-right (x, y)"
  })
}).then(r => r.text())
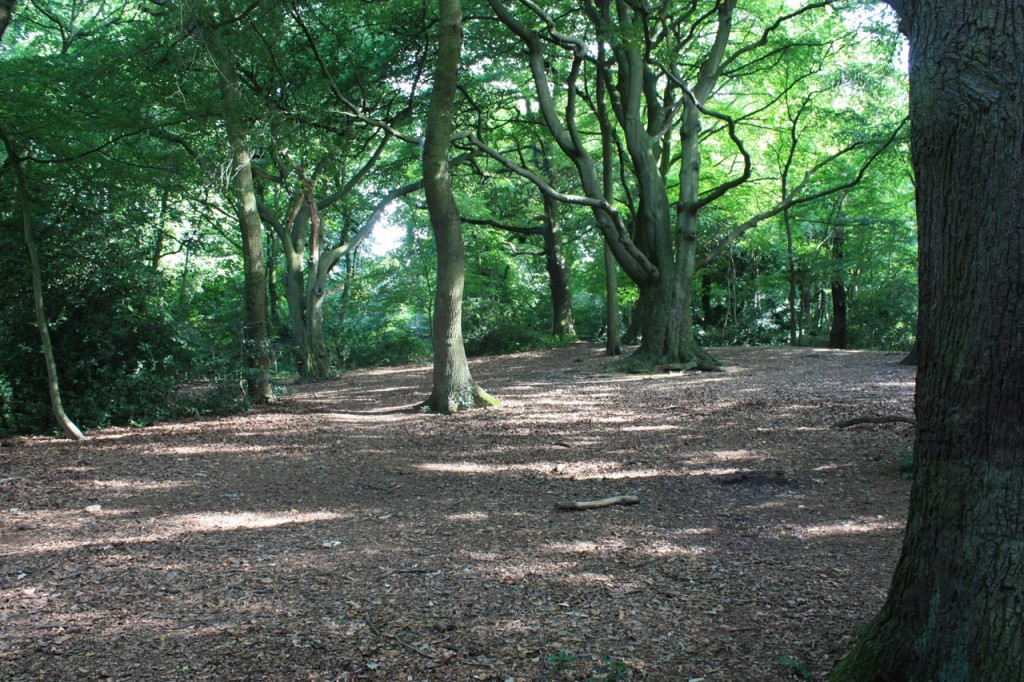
top-left (0, 345), bottom-right (915, 681)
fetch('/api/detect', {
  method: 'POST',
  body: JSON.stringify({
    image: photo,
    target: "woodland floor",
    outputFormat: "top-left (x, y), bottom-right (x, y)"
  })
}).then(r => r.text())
top-left (0, 344), bottom-right (917, 682)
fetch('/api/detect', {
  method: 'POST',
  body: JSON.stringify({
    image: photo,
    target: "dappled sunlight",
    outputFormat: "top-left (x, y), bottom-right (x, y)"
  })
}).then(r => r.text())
top-left (185, 510), bottom-right (346, 532)
top-left (90, 479), bottom-right (190, 492)
top-left (0, 344), bottom-right (916, 680)
top-left (871, 380), bottom-right (916, 389)
top-left (444, 511), bottom-right (490, 522)
top-left (320, 411), bottom-right (419, 424)
top-left (544, 539), bottom-right (629, 555)
top-left (711, 449), bottom-right (756, 461)
top-left (3, 509), bottom-right (351, 557)
top-left (572, 468), bottom-right (666, 480)
top-left (415, 459), bottom-right (671, 481)
top-left (416, 461), bottom-right (547, 475)
top-left (796, 517), bottom-right (902, 539)
top-left (687, 466), bottom-right (760, 477)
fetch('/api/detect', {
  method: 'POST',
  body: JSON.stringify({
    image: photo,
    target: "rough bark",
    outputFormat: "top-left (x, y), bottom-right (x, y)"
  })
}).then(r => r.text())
top-left (1, 130), bottom-right (84, 441)
top-left (422, 0), bottom-right (497, 414)
top-left (831, 2), bottom-right (1024, 679)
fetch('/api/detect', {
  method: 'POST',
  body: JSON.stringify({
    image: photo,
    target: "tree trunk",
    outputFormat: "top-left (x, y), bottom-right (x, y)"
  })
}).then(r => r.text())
top-left (784, 205), bottom-right (799, 345)
top-left (422, 0), bottom-right (496, 414)
top-left (2, 130), bottom-right (84, 440)
top-left (266, 224), bottom-right (282, 335)
top-left (604, 242), bottom-right (622, 355)
top-left (303, 195), bottom-right (331, 380)
top-left (0, 0), bottom-right (14, 43)
top-left (628, 102), bottom-right (717, 371)
top-left (541, 195), bottom-right (575, 338)
top-left (214, 46), bottom-right (273, 402)
top-left (829, 224), bottom-right (847, 349)
top-left (900, 337), bottom-right (918, 366)
top-left (831, 2), bottom-right (1024, 679)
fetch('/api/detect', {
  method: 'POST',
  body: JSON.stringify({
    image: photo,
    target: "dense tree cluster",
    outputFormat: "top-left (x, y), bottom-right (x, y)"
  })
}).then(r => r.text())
top-left (3, 1), bottom-right (1022, 679)
top-left (0, 1), bottom-right (911, 427)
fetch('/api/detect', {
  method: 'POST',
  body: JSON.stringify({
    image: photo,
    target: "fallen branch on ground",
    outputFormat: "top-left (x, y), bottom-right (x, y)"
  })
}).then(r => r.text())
top-left (556, 495), bottom-right (640, 511)
top-left (834, 415), bottom-right (915, 428)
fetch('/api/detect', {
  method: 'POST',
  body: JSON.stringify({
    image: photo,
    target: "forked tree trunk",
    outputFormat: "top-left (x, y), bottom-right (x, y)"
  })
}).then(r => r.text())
top-left (422, 0), bottom-right (496, 413)
top-left (831, 1), bottom-right (1024, 679)
top-left (2, 130), bottom-right (84, 440)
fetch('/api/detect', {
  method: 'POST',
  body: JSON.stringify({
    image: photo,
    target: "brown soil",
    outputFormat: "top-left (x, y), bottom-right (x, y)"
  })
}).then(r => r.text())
top-left (0, 345), bottom-right (916, 681)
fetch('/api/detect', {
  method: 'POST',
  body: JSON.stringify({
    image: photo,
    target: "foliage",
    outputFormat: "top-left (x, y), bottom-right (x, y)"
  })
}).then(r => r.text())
top-left (544, 650), bottom-right (632, 681)
top-left (0, 0), bottom-right (915, 433)
top-left (779, 654), bottom-right (812, 680)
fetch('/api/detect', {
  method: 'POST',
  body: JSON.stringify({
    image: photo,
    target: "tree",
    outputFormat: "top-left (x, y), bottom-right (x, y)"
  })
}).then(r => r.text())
top-left (1, 130), bottom-right (84, 440)
top-left (194, 3), bottom-right (273, 402)
top-left (832, 1), bottom-right (1024, 679)
top-left (249, 0), bottom-right (430, 380)
top-left (477, 0), bottom-right (903, 370)
top-left (0, 0), bottom-right (14, 42)
top-left (422, 0), bottom-right (498, 413)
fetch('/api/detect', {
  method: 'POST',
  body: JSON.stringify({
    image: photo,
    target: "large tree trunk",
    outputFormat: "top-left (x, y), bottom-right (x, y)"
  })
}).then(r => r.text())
top-left (213, 44), bottom-right (273, 402)
top-left (831, 2), bottom-right (1024, 679)
top-left (2, 130), bottom-right (84, 440)
top-left (627, 102), bottom-right (718, 371)
top-left (422, 0), bottom-right (496, 414)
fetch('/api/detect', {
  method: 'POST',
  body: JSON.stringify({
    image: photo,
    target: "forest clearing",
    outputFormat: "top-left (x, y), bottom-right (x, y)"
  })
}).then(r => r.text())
top-left (0, 345), bottom-right (916, 681)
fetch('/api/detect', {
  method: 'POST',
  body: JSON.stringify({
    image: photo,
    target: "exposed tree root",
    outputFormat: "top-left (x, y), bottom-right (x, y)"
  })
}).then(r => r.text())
top-left (610, 348), bottom-right (721, 374)
top-left (419, 384), bottom-right (500, 414)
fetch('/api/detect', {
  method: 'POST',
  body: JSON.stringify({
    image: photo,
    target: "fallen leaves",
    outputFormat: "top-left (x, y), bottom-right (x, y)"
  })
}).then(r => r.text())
top-left (0, 345), bottom-right (914, 680)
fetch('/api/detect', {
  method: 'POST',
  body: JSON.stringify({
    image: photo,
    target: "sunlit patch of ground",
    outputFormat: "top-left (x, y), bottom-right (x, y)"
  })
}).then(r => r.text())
top-left (0, 344), bottom-right (914, 681)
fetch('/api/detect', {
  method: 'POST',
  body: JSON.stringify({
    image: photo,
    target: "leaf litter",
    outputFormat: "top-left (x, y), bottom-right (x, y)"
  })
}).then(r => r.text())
top-left (0, 345), bottom-right (915, 680)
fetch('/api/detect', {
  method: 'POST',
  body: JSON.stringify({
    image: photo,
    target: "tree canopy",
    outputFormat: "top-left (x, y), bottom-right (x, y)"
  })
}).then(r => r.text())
top-left (1, 0), bottom-right (912, 429)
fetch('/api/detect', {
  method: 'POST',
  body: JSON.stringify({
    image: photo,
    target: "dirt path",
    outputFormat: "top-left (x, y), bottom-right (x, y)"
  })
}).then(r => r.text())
top-left (0, 345), bottom-right (916, 681)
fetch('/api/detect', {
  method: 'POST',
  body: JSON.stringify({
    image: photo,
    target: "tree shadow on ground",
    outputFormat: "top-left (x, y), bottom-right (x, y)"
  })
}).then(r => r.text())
top-left (0, 344), bottom-right (915, 681)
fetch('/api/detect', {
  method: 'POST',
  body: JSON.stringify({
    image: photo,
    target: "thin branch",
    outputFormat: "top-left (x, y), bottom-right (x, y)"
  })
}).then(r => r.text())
top-left (698, 117), bottom-right (909, 269)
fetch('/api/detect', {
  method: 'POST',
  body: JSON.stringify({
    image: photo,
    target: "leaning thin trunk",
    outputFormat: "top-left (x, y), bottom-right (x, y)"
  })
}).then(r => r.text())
top-left (2, 130), bottom-right (84, 440)
top-left (422, 0), bottom-right (496, 413)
